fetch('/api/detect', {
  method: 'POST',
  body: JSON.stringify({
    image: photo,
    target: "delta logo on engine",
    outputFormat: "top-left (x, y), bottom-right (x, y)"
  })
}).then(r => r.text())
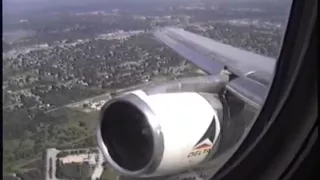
top-left (187, 138), bottom-right (213, 158)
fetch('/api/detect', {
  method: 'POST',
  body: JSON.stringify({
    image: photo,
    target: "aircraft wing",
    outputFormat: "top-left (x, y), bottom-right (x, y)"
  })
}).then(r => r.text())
top-left (153, 27), bottom-right (277, 108)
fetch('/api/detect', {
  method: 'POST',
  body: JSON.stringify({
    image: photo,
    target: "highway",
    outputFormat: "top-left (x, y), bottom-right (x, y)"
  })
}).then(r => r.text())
top-left (44, 93), bottom-right (112, 114)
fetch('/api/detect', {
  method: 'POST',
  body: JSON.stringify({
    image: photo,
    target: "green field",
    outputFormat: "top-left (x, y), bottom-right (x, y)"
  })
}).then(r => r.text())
top-left (3, 107), bottom-right (100, 174)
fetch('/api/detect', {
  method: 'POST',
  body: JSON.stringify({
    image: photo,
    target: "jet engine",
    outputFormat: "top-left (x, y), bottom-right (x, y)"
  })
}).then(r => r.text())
top-left (97, 75), bottom-right (229, 177)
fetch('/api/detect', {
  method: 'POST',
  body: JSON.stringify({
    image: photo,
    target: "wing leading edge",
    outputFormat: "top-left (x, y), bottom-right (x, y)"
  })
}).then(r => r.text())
top-left (153, 27), bottom-right (277, 108)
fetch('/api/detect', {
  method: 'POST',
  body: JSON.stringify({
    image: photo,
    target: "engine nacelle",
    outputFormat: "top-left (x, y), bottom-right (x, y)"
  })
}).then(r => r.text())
top-left (97, 88), bottom-right (224, 177)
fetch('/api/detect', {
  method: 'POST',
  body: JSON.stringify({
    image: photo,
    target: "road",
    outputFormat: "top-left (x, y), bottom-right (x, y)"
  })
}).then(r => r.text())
top-left (91, 149), bottom-right (104, 180)
top-left (45, 148), bottom-right (59, 180)
top-left (44, 93), bottom-right (112, 114)
top-left (44, 79), bottom-right (175, 114)
top-left (91, 149), bottom-right (104, 179)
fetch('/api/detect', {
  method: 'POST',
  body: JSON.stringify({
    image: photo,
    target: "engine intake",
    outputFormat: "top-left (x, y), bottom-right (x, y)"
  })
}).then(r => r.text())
top-left (101, 100), bottom-right (153, 171)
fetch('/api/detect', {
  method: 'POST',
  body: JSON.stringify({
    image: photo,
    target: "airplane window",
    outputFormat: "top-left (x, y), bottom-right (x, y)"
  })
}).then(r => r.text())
top-left (3, 0), bottom-right (293, 180)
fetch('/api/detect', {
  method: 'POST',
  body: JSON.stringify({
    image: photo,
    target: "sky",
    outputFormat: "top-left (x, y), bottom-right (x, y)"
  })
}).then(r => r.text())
top-left (3, 0), bottom-right (291, 14)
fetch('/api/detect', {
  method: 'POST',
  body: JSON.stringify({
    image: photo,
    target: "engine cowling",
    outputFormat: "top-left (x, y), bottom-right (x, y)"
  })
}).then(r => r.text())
top-left (97, 89), bottom-right (223, 177)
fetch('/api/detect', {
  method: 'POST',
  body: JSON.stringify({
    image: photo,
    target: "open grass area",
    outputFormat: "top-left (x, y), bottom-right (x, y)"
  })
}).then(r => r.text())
top-left (101, 167), bottom-right (119, 180)
top-left (3, 107), bottom-right (100, 174)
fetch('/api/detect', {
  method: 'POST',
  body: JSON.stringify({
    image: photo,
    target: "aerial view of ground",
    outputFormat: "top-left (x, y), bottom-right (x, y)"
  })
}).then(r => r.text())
top-left (3, 0), bottom-right (291, 180)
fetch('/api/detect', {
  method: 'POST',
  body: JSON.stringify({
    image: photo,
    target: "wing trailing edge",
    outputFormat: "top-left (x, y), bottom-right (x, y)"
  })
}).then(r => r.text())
top-left (153, 27), bottom-right (277, 107)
